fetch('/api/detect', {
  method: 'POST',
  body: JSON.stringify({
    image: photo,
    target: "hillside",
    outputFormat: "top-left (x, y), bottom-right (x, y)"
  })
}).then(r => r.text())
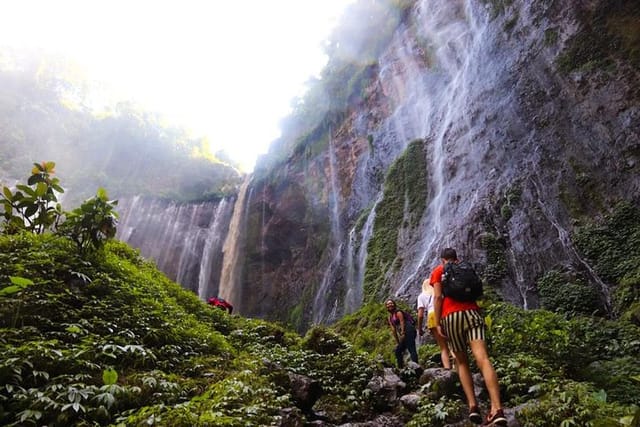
top-left (1, 199), bottom-right (639, 425)
top-left (0, 234), bottom-right (380, 426)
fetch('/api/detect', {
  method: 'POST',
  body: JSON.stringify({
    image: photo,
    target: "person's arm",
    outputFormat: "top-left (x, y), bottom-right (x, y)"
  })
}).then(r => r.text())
top-left (397, 311), bottom-right (406, 341)
top-left (417, 307), bottom-right (425, 336)
top-left (433, 281), bottom-right (446, 338)
top-left (389, 316), bottom-right (400, 344)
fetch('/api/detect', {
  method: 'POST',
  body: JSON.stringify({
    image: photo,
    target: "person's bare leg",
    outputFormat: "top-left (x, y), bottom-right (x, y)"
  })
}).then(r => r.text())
top-left (432, 327), bottom-right (452, 369)
top-left (469, 339), bottom-right (502, 414)
top-left (452, 350), bottom-right (477, 408)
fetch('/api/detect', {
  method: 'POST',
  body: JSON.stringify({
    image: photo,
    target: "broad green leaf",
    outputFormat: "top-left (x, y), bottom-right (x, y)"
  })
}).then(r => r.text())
top-left (35, 182), bottom-right (48, 197)
top-left (97, 187), bottom-right (108, 200)
top-left (0, 285), bottom-right (23, 296)
top-left (10, 276), bottom-right (34, 286)
top-left (24, 204), bottom-right (38, 218)
top-left (2, 186), bottom-right (12, 199)
top-left (66, 325), bottom-right (82, 334)
top-left (102, 368), bottom-right (118, 385)
top-left (16, 185), bottom-right (36, 196)
top-left (593, 389), bottom-right (607, 402)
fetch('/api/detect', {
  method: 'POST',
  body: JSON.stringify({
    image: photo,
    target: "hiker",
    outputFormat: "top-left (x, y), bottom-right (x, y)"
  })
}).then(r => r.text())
top-left (430, 248), bottom-right (507, 426)
top-left (207, 296), bottom-right (233, 314)
top-left (417, 279), bottom-right (452, 369)
top-left (385, 299), bottom-right (419, 369)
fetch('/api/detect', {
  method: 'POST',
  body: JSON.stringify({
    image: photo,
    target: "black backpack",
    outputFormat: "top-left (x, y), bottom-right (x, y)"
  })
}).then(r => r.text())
top-left (442, 261), bottom-right (483, 302)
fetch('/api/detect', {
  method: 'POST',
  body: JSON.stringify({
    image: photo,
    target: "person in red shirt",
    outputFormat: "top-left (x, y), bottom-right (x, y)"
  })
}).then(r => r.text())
top-left (430, 248), bottom-right (507, 426)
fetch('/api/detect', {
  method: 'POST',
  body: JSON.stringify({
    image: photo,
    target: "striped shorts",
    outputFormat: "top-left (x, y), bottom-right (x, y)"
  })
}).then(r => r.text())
top-left (441, 309), bottom-right (485, 353)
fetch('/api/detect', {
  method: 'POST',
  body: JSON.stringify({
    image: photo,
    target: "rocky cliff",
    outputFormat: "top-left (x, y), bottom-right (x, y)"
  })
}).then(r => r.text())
top-left (118, 0), bottom-right (639, 330)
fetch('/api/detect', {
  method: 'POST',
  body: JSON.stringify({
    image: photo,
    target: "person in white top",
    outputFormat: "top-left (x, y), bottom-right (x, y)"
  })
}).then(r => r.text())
top-left (417, 279), bottom-right (452, 369)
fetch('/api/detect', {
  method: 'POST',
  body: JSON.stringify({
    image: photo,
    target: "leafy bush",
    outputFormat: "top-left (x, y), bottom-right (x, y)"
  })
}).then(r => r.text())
top-left (1, 161), bottom-right (63, 234)
top-left (493, 352), bottom-right (558, 405)
top-left (537, 270), bottom-right (604, 316)
top-left (579, 357), bottom-right (640, 405)
top-left (301, 325), bottom-right (350, 354)
top-left (407, 397), bottom-right (465, 427)
top-left (334, 301), bottom-right (397, 366)
top-left (57, 188), bottom-right (118, 255)
top-left (516, 381), bottom-right (634, 427)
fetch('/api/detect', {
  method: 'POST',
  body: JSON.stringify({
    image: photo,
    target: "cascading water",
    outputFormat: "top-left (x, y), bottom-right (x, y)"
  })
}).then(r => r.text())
top-left (197, 198), bottom-right (232, 299)
top-left (116, 196), bottom-right (234, 295)
top-left (312, 135), bottom-right (343, 323)
top-left (394, 0), bottom-right (491, 294)
top-left (343, 194), bottom-right (381, 315)
top-left (219, 176), bottom-right (252, 310)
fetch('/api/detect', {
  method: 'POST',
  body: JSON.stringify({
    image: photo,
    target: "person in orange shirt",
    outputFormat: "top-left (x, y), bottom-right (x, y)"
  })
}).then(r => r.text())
top-left (430, 248), bottom-right (507, 426)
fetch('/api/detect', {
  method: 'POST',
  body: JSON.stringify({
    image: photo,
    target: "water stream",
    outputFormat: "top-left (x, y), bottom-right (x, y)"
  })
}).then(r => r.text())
top-left (219, 177), bottom-right (252, 309)
top-left (312, 135), bottom-right (343, 323)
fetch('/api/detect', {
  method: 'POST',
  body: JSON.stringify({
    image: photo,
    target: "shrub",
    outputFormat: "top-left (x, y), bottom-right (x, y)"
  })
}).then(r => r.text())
top-left (537, 270), bottom-right (604, 316)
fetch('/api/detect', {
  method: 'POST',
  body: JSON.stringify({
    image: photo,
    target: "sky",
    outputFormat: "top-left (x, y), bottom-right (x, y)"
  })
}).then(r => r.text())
top-left (0, 0), bottom-right (354, 172)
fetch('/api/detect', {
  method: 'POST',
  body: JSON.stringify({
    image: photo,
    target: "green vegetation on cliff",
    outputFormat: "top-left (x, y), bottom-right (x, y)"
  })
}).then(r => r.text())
top-left (363, 139), bottom-right (428, 301)
top-left (557, 1), bottom-right (640, 73)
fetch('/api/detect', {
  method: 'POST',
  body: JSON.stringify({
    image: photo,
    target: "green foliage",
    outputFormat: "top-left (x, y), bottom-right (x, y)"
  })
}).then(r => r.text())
top-left (480, 232), bottom-right (508, 285)
top-left (486, 303), bottom-right (640, 391)
top-left (364, 140), bottom-right (428, 300)
top-left (1, 163), bottom-right (122, 258)
top-left (301, 326), bottom-right (350, 355)
top-left (580, 357), bottom-right (640, 405)
top-left (573, 201), bottom-right (640, 318)
top-left (517, 381), bottom-right (634, 427)
top-left (1, 161), bottom-right (63, 234)
top-left (493, 352), bottom-right (557, 404)
top-left (333, 301), bottom-right (398, 366)
top-left (556, 2), bottom-right (640, 73)
top-left (407, 397), bottom-right (465, 427)
top-left (537, 270), bottom-right (604, 317)
top-left (57, 188), bottom-right (119, 255)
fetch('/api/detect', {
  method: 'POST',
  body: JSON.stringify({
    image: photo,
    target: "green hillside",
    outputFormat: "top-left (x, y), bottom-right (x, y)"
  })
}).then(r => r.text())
top-left (0, 233), bottom-right (378, 426)
top-left (2, 217), bottom-right (640, 425)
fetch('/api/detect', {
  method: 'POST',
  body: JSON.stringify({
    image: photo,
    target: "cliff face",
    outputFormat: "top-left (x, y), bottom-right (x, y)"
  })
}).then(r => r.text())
top-left (115, 0), bottom-right (639, 330)
top-left (116, 196), bottom-right (234, 299)
top-left (228, 0), bottom-right (639, 327)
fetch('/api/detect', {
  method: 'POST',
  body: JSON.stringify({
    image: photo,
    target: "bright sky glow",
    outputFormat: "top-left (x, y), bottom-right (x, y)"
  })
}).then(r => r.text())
top-left (0, 0), bottom-right (353, 172)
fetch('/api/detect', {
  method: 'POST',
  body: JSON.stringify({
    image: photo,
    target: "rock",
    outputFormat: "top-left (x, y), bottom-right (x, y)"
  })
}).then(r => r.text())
top-left (288, 372), bottom-right (323, 414)
top-left (418, 367), bottom-right (460, 399)
top-left (367, 368), bottom-right (407, 410)
top-left (399, 392), bottom-right (422, 412)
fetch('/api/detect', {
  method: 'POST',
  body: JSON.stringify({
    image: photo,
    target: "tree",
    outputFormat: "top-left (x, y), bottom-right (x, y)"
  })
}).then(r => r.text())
top-left (0, 161), bottom-right (63, 234)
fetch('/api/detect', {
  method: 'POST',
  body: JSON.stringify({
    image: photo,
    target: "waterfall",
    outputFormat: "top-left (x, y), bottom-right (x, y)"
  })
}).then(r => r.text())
top-left (397, 0), bottom-right (488, 293)
top-left (344, 194), bottom-right (381, 315)
top-left (116, 196), bottom-right (233, 295)
top-left (175, 205), bottom-right (207, 286)
top-left (312, 135), bottom-right (342, 323)
top-left (219, 176), bottom-right (252, 310)
top-left (197, 198), bottom-right (231, 299)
